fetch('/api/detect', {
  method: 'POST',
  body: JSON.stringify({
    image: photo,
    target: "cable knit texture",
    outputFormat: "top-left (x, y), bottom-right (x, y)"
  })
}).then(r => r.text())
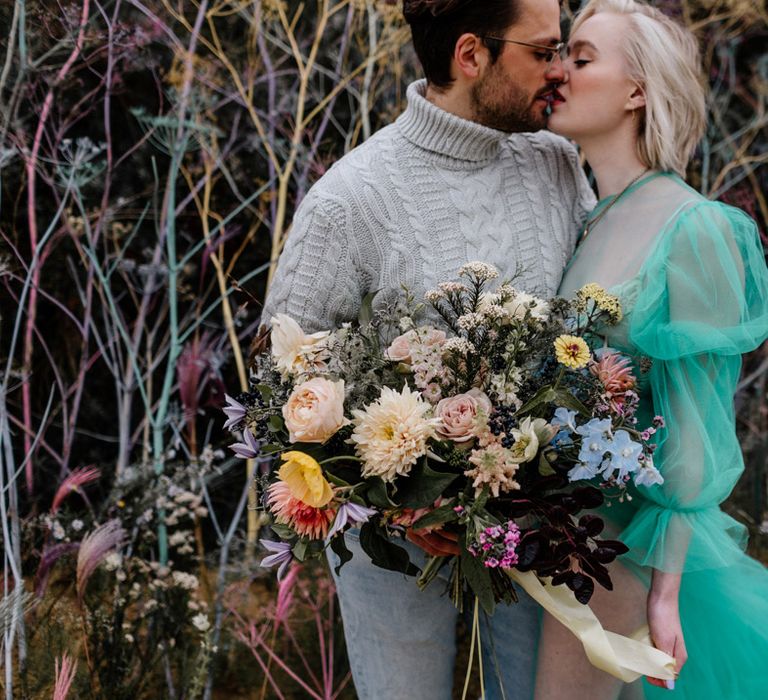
top-left (262, 80), bottom-right (596, 332)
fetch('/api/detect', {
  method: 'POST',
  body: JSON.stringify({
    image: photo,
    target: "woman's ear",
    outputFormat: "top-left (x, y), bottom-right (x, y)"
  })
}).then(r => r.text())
top-left (626, 84), bottom-right (647, 112)
top-left (454, 33), bottom-right (488, 80)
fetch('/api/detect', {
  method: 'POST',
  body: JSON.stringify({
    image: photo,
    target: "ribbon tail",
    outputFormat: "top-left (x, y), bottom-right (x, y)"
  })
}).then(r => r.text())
top-left (506, 569), bottom-right (677, 683)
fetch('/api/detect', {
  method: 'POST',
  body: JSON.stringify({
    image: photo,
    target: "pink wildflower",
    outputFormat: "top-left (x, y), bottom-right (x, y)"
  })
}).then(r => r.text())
top-left (76, 520), bottom-right (126, 602)
top-left (51, 466), bottom-right (101, 514)
top-left (53, 653), bottom-right (78, 700)
top-left (590, 352), bottom-right (637, 413)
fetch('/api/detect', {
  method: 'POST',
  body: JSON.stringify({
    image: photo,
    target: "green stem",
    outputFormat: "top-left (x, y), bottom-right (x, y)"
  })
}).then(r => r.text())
top-left (319, 455), bottom-right (362, 465)
top-left (416, 555), bottom-right (448, 591)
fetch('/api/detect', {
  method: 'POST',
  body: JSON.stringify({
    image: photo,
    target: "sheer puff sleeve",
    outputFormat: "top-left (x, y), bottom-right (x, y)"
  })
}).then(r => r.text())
top-left (620, 201), bottom-right (768, 574)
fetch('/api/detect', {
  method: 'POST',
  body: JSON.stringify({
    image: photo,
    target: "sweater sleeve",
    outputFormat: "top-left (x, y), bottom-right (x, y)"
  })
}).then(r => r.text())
top-left (261, 187), bottom-right (366, 333)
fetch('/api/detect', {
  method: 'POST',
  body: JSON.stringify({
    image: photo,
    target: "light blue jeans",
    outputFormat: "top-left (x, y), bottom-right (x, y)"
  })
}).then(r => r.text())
top-left (327, 529), bottom-right (541, 700)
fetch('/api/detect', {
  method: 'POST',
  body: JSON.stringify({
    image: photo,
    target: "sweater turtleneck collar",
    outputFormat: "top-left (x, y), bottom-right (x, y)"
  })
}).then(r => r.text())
top-left (396, 79), bottom-right (507, 163)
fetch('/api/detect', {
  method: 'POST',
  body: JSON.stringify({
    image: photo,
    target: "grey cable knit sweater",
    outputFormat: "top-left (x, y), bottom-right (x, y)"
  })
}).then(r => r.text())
top-left (262, 80), bottom-right (596, 332)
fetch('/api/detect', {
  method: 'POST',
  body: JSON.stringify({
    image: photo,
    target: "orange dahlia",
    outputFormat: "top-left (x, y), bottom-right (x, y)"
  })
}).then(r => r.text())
top-left (267, 481), bottom-right (335, 539)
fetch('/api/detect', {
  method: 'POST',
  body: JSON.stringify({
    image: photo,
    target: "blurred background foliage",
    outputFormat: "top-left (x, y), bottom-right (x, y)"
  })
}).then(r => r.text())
top-left (0, 1), bottom-right (765, 697)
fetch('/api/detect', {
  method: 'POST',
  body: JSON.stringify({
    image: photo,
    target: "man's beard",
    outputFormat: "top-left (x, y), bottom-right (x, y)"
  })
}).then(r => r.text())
top-left (470, 68), bottom-right (548, 133)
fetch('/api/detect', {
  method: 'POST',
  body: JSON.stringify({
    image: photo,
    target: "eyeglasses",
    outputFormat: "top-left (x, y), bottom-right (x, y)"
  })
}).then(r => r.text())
top-left (482, 37), bottom-right (566, 65)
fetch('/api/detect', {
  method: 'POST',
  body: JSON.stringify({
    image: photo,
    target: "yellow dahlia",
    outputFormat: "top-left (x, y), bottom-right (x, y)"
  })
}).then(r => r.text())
top-left (554, 335), bottom-right (591, 369)
top-left (349, 385), bottom-right (440, 482)
top-left (278, 451), bottom-right (334, 507)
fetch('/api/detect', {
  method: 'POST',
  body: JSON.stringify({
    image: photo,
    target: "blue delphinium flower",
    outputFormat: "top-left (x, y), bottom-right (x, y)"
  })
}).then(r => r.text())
top-left (552, 407), bottom-right (578, 432)
top-left (634, 455), bottom-right (665, 487)
top-left (567, 462), bottom-right (600, 481)
top-left (605, 430), bottom-right (643, 479)
top-left (576, 418), bottom-right (613, 468)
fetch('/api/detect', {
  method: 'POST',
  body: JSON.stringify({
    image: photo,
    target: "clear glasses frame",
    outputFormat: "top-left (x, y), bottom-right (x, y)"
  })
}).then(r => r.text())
top-left (482, 36), bottom-right (566, 65)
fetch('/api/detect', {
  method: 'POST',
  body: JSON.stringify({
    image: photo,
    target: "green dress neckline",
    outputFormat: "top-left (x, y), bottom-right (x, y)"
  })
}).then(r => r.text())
top-left (592, 170), bottom-right (673, 210)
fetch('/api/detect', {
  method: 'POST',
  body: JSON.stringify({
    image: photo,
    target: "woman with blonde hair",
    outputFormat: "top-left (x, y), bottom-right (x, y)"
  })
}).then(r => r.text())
top-left (543, 0), bottom-right (768, 698)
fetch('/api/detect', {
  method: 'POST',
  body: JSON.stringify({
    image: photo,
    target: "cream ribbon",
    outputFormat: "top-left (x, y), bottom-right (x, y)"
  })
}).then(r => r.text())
top-left (507, 570), bottom-right (678, 683)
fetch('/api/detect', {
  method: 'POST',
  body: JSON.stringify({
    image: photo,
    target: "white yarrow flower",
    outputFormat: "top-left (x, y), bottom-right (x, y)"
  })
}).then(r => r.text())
top-left (443, 337), bottom-right (475, 355)
top-left (191, 613), bottom-right (211, 633)
top-left (456, 312), bottom-right (484, 331)
top-left (459, 262), bottom-right (499, 281)
top-left (438, 281), bottom-right (466, 295)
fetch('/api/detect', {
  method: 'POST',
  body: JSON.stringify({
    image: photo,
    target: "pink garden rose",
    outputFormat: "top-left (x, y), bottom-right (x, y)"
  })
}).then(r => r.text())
top-left (385, 328), bottom-right (446, 364)
top-left (282, 378), bottom-right (348, 443)
top-left (435, 389), bottom-right (492, 443)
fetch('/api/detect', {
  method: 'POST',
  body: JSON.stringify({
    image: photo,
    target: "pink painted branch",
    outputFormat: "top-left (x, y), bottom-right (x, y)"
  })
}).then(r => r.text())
top-left (314, 601), bottom-right (330, 698)
top-left (22, 0), bottom-right (91, 494)
top-left (235, 635), bottom-right (287, 700)
top-left (6, 412), bottom-right (65, 467)
top-left (279, 610), bottom-right (323, 690)
top-left (238, 626), bottom-right (323, 700)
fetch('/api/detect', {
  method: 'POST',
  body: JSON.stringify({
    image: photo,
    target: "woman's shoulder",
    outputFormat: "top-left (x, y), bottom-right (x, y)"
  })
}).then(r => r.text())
top-left (643, 176), bottom-right (760, 254)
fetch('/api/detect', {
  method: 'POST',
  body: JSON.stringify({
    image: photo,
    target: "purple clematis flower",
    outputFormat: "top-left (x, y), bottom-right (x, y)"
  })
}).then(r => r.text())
top-left (328, 502), bottom-right (378, 539)
top-left (260, 539), bottom-right (293, 580)
top-left (223, 394), bottom-right (247, 431)
top-left (231, 428), bottom-right (260, 459)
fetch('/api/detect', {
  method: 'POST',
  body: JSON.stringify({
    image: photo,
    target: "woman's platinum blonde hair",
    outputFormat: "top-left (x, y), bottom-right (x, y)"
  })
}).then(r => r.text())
top-left (572, 0), bottom-right (707, 176)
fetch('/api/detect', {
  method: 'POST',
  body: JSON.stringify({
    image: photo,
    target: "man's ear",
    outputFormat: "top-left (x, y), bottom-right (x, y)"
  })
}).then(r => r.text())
top-left (454, 33), bottom-right (489, 80)
top-left (625, 84), bottom-right (646, 111)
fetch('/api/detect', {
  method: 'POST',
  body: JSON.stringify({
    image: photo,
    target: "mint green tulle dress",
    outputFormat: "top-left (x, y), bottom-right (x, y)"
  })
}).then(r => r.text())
top-left (558, 172), bottom-right (768, 700)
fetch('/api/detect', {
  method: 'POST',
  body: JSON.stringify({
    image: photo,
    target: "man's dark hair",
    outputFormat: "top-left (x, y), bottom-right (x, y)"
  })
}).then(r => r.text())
top-left (403, 0), bottom-right (521, 89)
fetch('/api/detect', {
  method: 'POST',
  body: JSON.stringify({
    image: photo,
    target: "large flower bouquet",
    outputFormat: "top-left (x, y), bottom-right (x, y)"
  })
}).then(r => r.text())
top-left (226, 263), bottom-right (663, 613)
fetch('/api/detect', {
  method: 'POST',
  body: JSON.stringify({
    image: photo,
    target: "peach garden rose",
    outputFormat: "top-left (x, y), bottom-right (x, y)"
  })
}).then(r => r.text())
top-left (434, 388), bottom-right (492, 443)
top-left (282, 377), bottom-right (348, 444)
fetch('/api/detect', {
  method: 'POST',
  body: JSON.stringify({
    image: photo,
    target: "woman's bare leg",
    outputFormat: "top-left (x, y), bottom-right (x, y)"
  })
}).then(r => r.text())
top-left (534, 560), bottom-right (649, 700)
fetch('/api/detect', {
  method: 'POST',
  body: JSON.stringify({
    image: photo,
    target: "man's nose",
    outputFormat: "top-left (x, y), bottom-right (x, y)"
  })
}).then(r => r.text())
top-left (545, 55), bottom-right (565, 82)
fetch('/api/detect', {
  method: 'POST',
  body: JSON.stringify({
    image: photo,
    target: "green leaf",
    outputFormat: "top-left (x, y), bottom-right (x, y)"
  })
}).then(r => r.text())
top-left (255, 384), bottom-right (273, 404)
top-left (396, 460), bottom-right (459, 509)
top-left (268, 415), bottom-right (285, 433)
top-left (358, 290), bottom-right (379, 327)
top-left (359, 522), bottom-right (420, 576)
top-left (412, 504), bottom-right (459, 531)
top-left (516, 384), bottom-right (559, 416)
top-left (329, 534), bottom-right (353, 576)
top-left (270, 523), bottom-right (295, 540)
top-left (325, 472), bottom-right (353, 488)
top-left (460, 534), bottom-right (496, 615)
top-left (292, 539), bottom-right (309, 562)
top-left (260, 443), bottom-right (284, 455)
top-left (552, 389), bottom-right (590, 417)
top-left (365, 477), bottom-right (396, 509)
top-left (538, 451), bottom-right (556, 477)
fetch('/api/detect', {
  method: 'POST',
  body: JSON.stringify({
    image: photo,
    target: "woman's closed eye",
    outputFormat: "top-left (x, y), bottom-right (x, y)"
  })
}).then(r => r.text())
top-left (573, 59), bottom-right (591, 67)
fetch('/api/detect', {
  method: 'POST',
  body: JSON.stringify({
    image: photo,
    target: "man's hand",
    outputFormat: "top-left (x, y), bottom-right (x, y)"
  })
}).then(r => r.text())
top-left (406, 527), bottom-right (460, 557)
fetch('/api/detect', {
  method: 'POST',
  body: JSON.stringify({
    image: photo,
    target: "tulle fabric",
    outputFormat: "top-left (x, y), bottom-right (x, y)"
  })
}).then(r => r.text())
top-left (559, 172), bottom-right (768, 699)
